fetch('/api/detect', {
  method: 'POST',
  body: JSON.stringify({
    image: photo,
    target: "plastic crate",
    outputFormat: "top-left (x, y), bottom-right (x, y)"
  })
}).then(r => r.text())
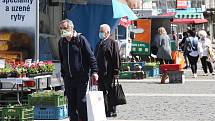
top-left (121, 62), bottom-right (133, 71)
top-left (1, 105), bottom-right (34, 121)
top-left (28, 91), bottom-right (67, 107)
top-left (145, 68), bottom-right (160, 77)
top-left (119, 71), bottom-right (132, 79)
top-left (34, 105), bottom-right (68, 120)
top-left (144, 63), bottom-right (159, 71)
top-left (131, 62), bottom-right (145, 71)
top-left (160, 64), bottom-right (181, 73)
top-left (167, 71), bottom-right (185, 83)
top-left (131, 71), bottom-right (145, 79)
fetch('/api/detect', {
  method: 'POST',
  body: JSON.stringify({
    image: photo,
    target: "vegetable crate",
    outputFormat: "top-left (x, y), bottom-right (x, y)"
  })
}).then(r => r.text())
top-left (144, 63), bottom-right (160, 77)
top-left (119, 71), bottom-right (145, 79)
top-left (28, 91), bottom-right (67, 107)
top-left (167, 71), bottom-right (185, 83)
top-left (145, 68), bottom-right (160, 77)
top-left (160, 64), bottom-right (181, 73)
top-left (121, 62), bottom-right (145, 71)
top-left (119, 71), bottom-right (132, 79)
top-left (1, 105), bottom-right (34, 121)
top-left (34, 105), bottom-right (68, 120)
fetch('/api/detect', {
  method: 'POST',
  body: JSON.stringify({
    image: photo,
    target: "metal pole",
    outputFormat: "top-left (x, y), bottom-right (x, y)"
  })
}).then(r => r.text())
top-left (35, 0), bottom-right (40, 61)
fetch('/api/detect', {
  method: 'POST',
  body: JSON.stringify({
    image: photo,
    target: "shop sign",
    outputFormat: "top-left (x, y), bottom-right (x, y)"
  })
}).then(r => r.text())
top-left (176, 0), bottom-right (188, 9)
top-left (0, 0), bottom-right (37, 60)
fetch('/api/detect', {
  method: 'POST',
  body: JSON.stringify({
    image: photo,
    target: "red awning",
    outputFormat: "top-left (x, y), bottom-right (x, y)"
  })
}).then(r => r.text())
top-left (172, 18), bottom-right (208, 24)
top-left (159, 12), bottom-right (176, 17)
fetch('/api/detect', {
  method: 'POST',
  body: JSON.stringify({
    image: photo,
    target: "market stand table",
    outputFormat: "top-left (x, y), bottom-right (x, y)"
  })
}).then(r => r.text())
top-left (0, 75), bottom-right (52, 105)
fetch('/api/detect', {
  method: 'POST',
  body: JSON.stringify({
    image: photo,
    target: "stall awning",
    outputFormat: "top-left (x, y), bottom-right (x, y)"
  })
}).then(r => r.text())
top-left (172, 18), bottom-right (208, 24)
top-left (112, 0), bottom-right (138, 20)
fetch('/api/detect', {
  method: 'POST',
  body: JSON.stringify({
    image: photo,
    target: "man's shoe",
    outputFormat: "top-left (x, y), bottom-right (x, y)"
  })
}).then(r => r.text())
top-left (106, 112), bottom-right (111, 117)
top-left (203, 73), bottom-right (208, 76)
top-left (211, 72), bottom-right (215, 75)
top-left (110, 112), bottom-right (117, 117)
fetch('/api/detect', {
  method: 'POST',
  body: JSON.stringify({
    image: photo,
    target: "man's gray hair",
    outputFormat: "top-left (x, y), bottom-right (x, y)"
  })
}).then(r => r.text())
top-left (59, 19), bottom-right (74, 28)
top-left (100, 24), bottom-right (111, 32)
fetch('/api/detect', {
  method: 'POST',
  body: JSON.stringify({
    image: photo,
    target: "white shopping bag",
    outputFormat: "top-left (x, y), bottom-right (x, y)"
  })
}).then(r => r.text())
top-left (86, 86), bottom-right (107, 121)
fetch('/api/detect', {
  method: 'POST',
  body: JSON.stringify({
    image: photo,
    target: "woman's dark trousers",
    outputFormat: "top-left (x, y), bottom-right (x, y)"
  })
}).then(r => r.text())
top-left (187, 55), bottom-right (199, 74)
top-left (200, 56), bottom-right (214, 74)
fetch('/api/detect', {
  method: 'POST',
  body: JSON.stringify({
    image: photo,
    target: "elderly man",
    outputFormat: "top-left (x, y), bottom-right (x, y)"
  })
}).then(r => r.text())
top-left (58, 19), bottom-right (98, 121)
top-left (95, 24), bottom-right (120, 117)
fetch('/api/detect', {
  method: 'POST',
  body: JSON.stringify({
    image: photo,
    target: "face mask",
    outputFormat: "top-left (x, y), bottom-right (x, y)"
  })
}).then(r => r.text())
top-left (60, 29), bottom-right (72, 38)
top-left (99, 32), bottom-right (105, 39)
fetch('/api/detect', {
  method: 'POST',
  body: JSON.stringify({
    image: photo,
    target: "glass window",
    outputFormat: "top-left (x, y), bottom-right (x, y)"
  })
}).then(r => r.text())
top-left (117, 25), bottom-right (127, 40)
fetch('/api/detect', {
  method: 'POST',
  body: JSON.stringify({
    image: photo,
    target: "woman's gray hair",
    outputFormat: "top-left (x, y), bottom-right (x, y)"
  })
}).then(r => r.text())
top-left (59, 19), bottom-right (74, 28)
top-left (198, 30), bottom-right (207, 38)
top-left (100, 24), bottom-right (111, 32)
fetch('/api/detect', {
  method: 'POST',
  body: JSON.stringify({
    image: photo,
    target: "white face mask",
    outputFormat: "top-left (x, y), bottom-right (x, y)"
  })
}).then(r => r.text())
top-left (60, 29), bottom-right (72, 38)
top-left (99, 32), bottom-right (105, 39)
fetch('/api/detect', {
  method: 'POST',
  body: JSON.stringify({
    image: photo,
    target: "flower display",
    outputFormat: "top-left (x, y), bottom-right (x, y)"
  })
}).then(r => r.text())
top-left (0, 60), bottom-right (55, 78)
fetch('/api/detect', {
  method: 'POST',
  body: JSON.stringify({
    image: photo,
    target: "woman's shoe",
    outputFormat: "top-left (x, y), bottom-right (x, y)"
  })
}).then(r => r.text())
top-left (193, 74), bottom-right (197, 78)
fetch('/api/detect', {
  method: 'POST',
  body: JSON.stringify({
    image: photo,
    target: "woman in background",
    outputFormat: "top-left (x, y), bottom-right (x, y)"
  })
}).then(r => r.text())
top-left (156, 27), bottom-right (173, 64)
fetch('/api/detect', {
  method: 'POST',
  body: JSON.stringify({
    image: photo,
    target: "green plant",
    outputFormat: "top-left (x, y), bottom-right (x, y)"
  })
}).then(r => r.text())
top-left (26, 64), bottom-right (39, 74)
top-left (44, 61), bottom-right (55, 72)
top-left (0, 64), bottom-right (12, 74)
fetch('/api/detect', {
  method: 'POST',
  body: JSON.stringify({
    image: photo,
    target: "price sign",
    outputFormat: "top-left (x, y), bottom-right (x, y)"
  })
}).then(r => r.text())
top-left (0, 59), bottom-right (5, 69)
top-left (16, 78), bottom-right (22, 84)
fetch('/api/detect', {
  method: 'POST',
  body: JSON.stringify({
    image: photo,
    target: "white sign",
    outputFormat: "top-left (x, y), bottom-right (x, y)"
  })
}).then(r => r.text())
top-left (0, 0), bottom-right (36, 28)
top-left (0, 59), bottom-right (6, 68)
top-left (0, 0), bottom-right (37, 60)
top-left (16, 78), bottom-right (23, 84)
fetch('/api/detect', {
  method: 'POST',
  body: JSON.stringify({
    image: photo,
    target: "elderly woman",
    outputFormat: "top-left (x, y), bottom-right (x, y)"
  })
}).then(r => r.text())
top-left (198, 30), bottom-right (215, 76)
top-left (156, 27), bottom-right (173, 64)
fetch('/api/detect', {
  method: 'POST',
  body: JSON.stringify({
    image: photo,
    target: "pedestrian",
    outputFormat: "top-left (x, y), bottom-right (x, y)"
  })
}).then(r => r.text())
top-left (185, 30), bottom-right (199, 78)
top-left (198, 30), bottom-right (215, 76)
top-left (156, 27), bottom-right (173, 64)
top-left (172, 31), bottom-right (177, 41)
top-left (179, 32), bottom-right (190, 69)
top-left (58, 19), bottom-right (98, 121)
top-left (95, 24), bottom-right (120, 117)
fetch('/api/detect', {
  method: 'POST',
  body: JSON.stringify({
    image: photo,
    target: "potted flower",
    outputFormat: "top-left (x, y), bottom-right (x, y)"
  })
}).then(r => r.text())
top-left (37, 61), bottom-right (48, 75)
top-left (0, 64), bottom-right (12, 78)
top-left (26, 63), bottom-right (39, 77)
top-left (44, 61), bottom-right (55, 75)
top-left (15, 65), bottom-right (27, 78)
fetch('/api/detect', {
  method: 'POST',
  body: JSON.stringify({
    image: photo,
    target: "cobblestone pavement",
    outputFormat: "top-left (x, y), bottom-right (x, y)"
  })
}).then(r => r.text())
top-left (108, 69), bottom-right (215, 121)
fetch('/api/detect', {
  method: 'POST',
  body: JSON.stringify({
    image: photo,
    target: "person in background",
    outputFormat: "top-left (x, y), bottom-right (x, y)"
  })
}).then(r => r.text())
top-left (179, 32), bottom-right (190, 69)
top-left (156, 27), bottom-right (173, 64)
top-left (95, 24), bottom-right (120, 117)
top-left (184, 30), bottom-right (199, 78)
top-left (58, 19), bottom-right (98, 121)
top-left (172, 31), bottom-right (177, 41)
top-left (198, 30), bottom-right (215, 76)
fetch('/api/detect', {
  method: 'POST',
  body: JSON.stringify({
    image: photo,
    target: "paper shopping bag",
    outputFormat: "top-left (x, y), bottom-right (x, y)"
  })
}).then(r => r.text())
top-left (86, 91), bottom-right (107, 121)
